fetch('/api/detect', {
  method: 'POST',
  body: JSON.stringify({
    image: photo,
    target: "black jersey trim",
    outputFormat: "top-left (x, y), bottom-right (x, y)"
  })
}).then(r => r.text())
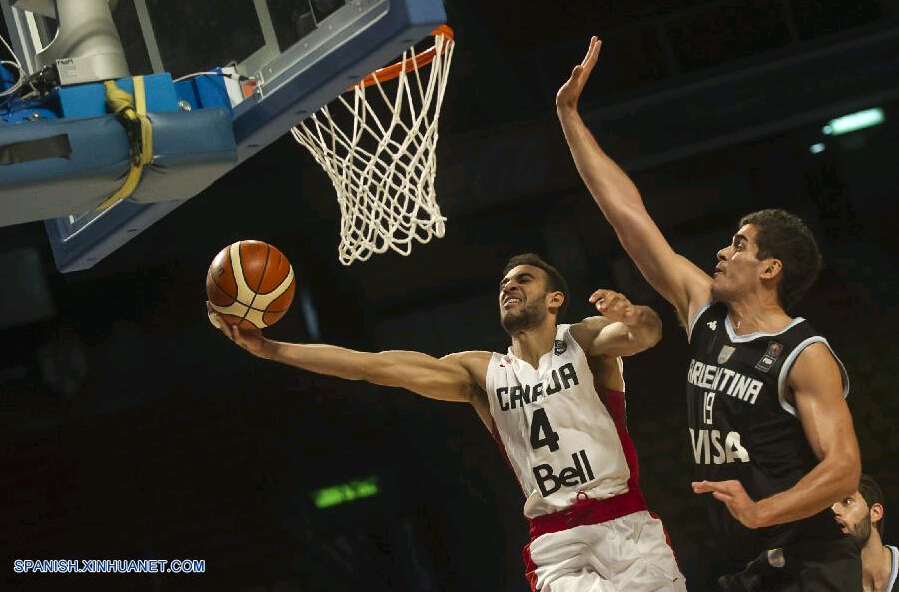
top-left (776, 336), bottom-right (850, 416)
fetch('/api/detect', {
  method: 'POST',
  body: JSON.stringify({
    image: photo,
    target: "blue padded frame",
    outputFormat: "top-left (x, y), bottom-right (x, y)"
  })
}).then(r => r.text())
top-left (44, 0), bottom-right (447, 273)
top-left (39, 107), bottom-right (237, 270)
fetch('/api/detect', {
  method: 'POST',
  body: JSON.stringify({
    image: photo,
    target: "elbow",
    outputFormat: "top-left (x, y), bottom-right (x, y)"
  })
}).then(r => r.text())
top-left (637, 311), bottom-right (663, 349)
top-left (830, 453), bottom-right (862, 500)
top-left (635, 331), bottom-right (661, 352)
top-left (841, 460), bottom-right (862, 499)
top-left (628, 329), bottom-right (661, 355)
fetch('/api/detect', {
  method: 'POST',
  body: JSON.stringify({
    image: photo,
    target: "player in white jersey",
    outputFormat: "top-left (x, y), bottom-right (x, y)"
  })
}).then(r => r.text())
top-left (208, 252), bottom-right (686, 591)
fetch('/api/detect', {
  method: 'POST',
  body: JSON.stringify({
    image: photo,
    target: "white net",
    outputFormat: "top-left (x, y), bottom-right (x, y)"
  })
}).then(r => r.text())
top-left (291, 29), bottom-right (455, 265)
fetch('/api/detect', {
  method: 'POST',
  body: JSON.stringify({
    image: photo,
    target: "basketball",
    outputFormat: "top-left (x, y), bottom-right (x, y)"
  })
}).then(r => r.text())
top-left (206, 240), bottom-right (296, 330)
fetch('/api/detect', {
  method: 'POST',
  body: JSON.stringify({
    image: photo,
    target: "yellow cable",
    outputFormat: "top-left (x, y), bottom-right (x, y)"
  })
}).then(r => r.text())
top-left (97, 76), bottom-right (154, 210)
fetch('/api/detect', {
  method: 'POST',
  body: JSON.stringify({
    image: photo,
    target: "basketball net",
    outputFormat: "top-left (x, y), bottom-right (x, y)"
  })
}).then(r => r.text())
top-left (291, 26), bottom-right (455, 265)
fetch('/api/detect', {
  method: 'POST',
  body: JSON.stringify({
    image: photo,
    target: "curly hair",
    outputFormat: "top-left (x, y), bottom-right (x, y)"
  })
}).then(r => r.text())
top-left (739, 209), bottom-right (823, 310)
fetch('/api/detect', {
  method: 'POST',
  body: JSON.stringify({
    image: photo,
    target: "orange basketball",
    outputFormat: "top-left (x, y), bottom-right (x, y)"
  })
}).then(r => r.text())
top-left (206, 240), bottom-right (296, 329)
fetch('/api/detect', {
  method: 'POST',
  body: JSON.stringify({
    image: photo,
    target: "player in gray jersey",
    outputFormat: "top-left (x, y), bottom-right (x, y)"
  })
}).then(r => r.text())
top-left (556, 36), bottom-right (861, 591)
top-left (209, 253), bottom-right (685, 591)
top-left (832, 474), bottom-right (899, 592)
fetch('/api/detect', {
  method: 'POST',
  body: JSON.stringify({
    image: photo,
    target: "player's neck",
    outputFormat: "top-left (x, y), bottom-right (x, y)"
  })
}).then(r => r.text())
top-left (860, 536), bottom-right (892, 592)
top-left (509, 322), bottom-right (557, 368)
top-left (725, 294), bottom-right (790, 335)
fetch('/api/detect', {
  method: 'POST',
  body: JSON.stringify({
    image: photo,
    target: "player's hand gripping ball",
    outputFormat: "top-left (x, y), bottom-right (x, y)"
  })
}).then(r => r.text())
top-left (206, 240), bottom-right (296, 330)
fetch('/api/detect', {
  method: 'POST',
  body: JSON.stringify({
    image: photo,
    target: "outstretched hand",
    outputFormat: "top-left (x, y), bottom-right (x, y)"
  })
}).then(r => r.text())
top-left (206, 301), bottom-right (270, 358)
top-left (556, 36), bottom-right (602, 111)
top-left (693, 480), bottom-right (765, 529)
top-left (588, 289), bottom-right (638, 325)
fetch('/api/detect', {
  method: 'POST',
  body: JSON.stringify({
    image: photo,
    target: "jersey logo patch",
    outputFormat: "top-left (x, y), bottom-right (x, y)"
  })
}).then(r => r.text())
top-left (718, 345), bottom-right (735, 364)
top-left (554, 340), bottom-right (567, 355)
top-left (707, 320), bottom-right (718, 331)
top-left (755, 341), bottom-right (783, 372)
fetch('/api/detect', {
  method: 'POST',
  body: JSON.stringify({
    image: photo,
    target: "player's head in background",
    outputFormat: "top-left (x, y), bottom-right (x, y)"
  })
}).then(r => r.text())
top-left (713, 208), bottom-right (823, 311)
top-left (499, 253), bottom-right (569, 334)
top-left (832, 473), bottom-right (886, 548)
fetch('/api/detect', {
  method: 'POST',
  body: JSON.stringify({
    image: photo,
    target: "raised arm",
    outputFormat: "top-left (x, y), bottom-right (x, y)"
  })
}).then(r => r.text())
top-left (693, 343), bottom-right (861, 528)
top-left (569, 288), bottom-right (662, 359)
top-left (555, 37), bottom-right (711, 326)
top-left (207, 306), bottom-right (490, 405)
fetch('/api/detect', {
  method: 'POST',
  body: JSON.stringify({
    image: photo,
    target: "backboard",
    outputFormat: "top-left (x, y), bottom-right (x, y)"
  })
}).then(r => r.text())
top-left (0, 0), bottom-right (447, 272)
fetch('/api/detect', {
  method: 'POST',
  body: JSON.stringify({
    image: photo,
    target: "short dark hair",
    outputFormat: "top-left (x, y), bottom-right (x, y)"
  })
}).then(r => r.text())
top-left (858, 473), bottom-right (886, 538)
top-left (502, 253), bottom-right (570, 320)
top-left (739, 209), bottom-right (823, 310)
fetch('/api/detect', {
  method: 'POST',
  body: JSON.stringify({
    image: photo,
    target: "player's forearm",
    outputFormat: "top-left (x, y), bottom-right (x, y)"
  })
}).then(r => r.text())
top-left (258, 343), bottom-right (467, 401)
top-left (627, 305), bottom-right (663, 348)
top-left (556, 106), bottom-right (648, 235)
top-left (754, 453), bottom-right (860, 528)
top-left (261, 341), bottom-right (373, 381)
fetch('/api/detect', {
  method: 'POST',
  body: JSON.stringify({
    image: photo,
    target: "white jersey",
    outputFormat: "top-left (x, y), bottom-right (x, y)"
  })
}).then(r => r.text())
top-left (486, 324), bottom-right (631, 518)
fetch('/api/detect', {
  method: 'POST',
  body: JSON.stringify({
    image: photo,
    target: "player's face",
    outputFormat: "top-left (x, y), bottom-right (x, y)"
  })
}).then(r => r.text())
top-left (499, 265), bottom-right (551, 333)
top-left (711, 224), bottom-right (770, 302)
top-left (831, 492), bottom-right (873, 546)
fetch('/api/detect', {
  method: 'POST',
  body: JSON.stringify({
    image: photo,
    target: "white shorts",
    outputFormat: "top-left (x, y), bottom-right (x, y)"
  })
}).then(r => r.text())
top-left (524, 510), bottom-right (687, 592)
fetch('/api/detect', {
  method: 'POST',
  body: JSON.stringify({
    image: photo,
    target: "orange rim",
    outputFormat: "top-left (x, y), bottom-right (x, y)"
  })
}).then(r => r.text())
top-left (352, 25), bottom-right (454, 90)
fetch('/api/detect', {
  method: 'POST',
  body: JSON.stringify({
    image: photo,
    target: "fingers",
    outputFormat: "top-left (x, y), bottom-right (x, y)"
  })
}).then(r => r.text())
top-left (207, 302), bottom-right (223, 330)
top-left (581, 36), bottom-right (600, 66)
top-left (571, 38), bottom-right (602, 82)
top-left (693, 482), bottom-right (734, 507)
top-left (692, 480), bottom-right (730, 494)
top-left (712, 491), bottom-right (734, 504)
top-left (206, 302), bottom-right (236, 340)
top-left (556, 37), bottom-right (602, 109)
top-left (589, 289), bottom-right (633, 318)
top-left (692, 480), bottom-right (740, 495)
top-left (589, 288), bottom-right (620, 303)
top-left (581, 36), bottom-right (602, 75)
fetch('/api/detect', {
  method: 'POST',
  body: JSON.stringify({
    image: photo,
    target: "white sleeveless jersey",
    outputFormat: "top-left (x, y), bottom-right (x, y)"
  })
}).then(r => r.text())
top-left (486, 324), bottom-right (631, 518)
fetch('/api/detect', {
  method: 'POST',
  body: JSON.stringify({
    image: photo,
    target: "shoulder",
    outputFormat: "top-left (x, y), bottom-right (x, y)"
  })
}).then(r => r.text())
top-left (789, 341), bottom-right (835, 368)
top-left (440, 351), bottom-right (494, 403)
top-left (784, 340), bottom-right (847, 397)
top-left (568, 317), bottom-right (610, 342)
top-left (569, 317), bottom-right (611, 333)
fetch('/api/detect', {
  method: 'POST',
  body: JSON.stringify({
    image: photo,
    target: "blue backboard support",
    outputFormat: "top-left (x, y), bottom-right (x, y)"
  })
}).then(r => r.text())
top-left (1, 0), bottom-right (447, 272)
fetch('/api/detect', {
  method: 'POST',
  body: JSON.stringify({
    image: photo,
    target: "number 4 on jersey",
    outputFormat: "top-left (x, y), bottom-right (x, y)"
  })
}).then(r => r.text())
top-left (530, 408), bottom-right (560, 452)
